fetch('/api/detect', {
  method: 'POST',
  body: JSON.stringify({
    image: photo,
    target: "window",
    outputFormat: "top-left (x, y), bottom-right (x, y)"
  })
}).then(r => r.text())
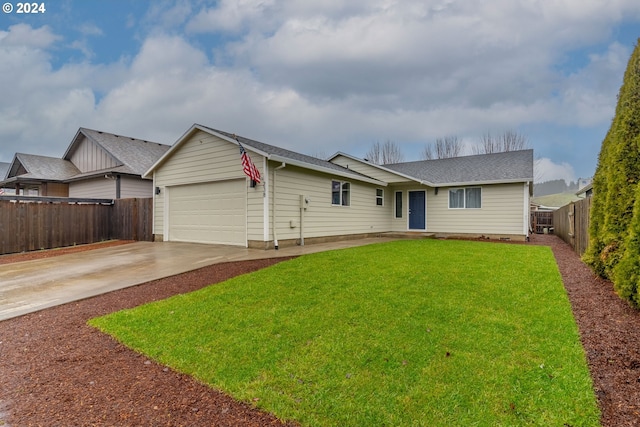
top-left (395, 191), bottom-right (403, 218)
top-left (332, 180), bottom-right (350, 206)
top-left (376, 188), bottom-right (384, 206)
top-left (449, 187), bottom-right (481, 209)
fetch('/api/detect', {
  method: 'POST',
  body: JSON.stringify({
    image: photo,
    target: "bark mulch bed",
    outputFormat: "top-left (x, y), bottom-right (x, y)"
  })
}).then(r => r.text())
top-left (0, 235), bottom-right (639, 426)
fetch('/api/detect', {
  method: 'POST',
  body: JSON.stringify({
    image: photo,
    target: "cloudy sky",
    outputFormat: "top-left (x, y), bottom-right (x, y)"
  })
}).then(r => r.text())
top-left (1, 0), bottom-right (639, 183)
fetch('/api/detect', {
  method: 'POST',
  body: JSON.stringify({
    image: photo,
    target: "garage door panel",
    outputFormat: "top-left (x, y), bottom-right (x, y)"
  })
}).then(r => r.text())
top-left (168, 180), bottom-right (246, 246)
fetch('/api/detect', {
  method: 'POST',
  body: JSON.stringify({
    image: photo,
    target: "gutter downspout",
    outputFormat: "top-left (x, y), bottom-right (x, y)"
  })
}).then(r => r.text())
top-left (273, 162), bottom-right (286, 250)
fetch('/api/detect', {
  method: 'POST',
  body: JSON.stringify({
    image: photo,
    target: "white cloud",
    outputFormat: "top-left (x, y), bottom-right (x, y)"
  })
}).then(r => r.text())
top-left (535, 157), bottom-right (577, 184)
top-left (78, 23), bottom-right (104, 37)
top-left (0, 23), bottom-right (60, 48)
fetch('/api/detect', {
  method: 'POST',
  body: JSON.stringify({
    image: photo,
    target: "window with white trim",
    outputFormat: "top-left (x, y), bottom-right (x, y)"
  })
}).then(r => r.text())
top-left (376, 188), bottom-right (384, 206)
top-left (395, 191), bottom-right (403, 218)
top-left (449, 187), bottom-right (481, 209)
top-left (332, 180), bottom-right (351, 206)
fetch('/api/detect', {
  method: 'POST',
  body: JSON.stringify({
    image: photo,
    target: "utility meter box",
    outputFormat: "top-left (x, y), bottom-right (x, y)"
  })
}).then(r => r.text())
top-left (300, 195), bottom-right (309, 210)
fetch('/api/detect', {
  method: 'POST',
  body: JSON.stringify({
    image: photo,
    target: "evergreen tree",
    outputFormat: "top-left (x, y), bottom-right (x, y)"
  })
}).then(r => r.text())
top-left (585, 39), bottom-right (640, 306)
top-left (615, 182), bottom-right (640, 306)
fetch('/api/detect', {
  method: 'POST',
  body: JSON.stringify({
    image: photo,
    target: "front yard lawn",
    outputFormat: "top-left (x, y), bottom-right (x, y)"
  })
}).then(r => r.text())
top-left (90, 240), bottom-right (600, 426)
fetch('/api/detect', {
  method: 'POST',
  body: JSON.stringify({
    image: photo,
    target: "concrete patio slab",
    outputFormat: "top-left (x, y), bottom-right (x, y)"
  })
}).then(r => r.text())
top-left (0, 237), bottom-right (395, 322)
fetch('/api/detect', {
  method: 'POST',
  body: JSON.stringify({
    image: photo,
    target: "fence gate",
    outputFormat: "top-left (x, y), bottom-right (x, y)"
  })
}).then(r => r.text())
top-left (531, 211), bottom-right (554, 234)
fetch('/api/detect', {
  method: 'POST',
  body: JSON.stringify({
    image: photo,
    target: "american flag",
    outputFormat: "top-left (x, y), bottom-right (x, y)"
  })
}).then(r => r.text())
top-left (238, 141), bottom-right (261, 184)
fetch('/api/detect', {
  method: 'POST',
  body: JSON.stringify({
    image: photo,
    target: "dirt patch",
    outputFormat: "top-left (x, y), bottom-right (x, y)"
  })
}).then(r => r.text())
top-left (0, 236), bottom-right (639, 426)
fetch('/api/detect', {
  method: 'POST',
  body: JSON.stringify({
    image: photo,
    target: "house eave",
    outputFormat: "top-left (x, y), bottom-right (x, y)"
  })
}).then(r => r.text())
top-left (144, 125), bottom-right (388, 186)
top-left (329, 151), bottom-right (424, 184)
top-left (433, 178), bottom-right (532, 188)
top-left (267, 154), bottom-right (387, 186)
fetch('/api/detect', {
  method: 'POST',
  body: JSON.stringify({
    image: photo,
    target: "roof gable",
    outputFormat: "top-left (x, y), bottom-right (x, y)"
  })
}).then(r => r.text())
top-left (7, 153), bottom-right (80, 181)
top-left (65, 128), bottom-right (170, 176)
top-left (146, 124), bottom-right (386, 185)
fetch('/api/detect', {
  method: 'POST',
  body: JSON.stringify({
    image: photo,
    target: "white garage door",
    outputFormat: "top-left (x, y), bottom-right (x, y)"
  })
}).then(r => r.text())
top-left (168, 180), bottom-right (246, 246)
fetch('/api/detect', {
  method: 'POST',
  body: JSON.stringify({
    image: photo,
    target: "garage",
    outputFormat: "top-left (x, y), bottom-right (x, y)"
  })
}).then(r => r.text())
top-left (167, 179), bottom-right (246, 246)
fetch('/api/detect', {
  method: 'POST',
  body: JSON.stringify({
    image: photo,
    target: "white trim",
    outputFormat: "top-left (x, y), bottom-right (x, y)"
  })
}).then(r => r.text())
top-left (163, 185), bottom-right (169, 240)
top-left (394, 190), bottom-right (403, 219)
top-left (376, 188), bottom-right (384, 206)
top-left (331, 179), bottom-right (351, 207)
top-left (523, 182), bottom-right (530, 237)
top-left (407, 189), bottom-right (427, 231)
top-left (263, 158), bottom-right (269, 242)
top-left (268, 154), bottom-right (386, 186)
top-left (448, 187), bottom-right (482, 209)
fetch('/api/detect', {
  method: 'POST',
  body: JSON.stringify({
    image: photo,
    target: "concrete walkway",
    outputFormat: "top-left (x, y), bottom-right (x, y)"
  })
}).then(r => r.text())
top-left (0, 238), bottom-right (395, 322)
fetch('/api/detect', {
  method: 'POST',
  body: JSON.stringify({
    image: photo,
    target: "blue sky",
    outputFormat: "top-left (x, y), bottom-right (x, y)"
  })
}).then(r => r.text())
top-left (1, 0), bottom-right (639, 184)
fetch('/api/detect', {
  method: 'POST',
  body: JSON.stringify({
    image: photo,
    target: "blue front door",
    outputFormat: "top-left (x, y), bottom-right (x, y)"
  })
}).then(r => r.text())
top-left (408, 190), bottom-right (426, 230)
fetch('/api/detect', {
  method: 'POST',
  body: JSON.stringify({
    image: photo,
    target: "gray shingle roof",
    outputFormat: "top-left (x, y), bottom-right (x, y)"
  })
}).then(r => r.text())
top-left (198, 125), bottom-right (375, 181)
top-left (12, 153), bottom-right (80, 180)
top-left (0, 162), bottom-right (9, 180)
top-left (70, 128), bottom-right (171, 176)
top-left (383, 150), bottom-right (534, 185)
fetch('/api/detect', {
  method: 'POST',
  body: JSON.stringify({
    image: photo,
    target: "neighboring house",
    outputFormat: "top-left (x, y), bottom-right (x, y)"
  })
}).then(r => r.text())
top-left (145, 124), bottom-right (534, 248)
top-left (0, 162), bottom-right (13, 195)
top-left (0, 128), bottom-right (170, 199)
top-left (576, 183), bottom-right (593, 198)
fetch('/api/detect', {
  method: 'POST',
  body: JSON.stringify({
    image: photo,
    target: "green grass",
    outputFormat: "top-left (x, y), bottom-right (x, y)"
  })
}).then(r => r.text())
top-left (89, 240), bottom-right (600, 426)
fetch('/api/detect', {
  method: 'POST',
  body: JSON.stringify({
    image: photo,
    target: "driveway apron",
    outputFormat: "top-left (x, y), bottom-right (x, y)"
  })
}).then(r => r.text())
top-left (0, 238), bottom-right (394, 321)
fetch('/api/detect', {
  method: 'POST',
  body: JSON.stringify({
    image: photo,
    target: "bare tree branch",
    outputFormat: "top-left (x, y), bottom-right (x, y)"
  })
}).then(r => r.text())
top-left (421, 136), bottom-right (462, 159)
top-left (366, 140), bottom-right (404, 164)
top-left (472, 130), bottom-right (529, 154)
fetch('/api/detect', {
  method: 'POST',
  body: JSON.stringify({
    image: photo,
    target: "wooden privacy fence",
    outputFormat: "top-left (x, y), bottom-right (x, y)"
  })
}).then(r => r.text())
top-left (0, 197), bottom-right (152, 255)
top-left (553, 197), bottom-right (592, 256)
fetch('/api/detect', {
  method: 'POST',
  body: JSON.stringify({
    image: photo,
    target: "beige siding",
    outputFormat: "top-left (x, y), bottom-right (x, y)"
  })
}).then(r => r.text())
top-left (426, 183), bottom-right (525, 235)
top-left (389, 183), bottom-right (429, 232)
top-left (330, 155), bottom-right (410, 183)
top-left (69, 177), bottom-right (116, 198)
top-left (121, 177), bottom-right (153, 198)
top-left (69, 135), bottom-right (118, 173)
top-left (269, 164), bottom-right (392, 241)
top-left (153, 131), bottom-right (263, 238)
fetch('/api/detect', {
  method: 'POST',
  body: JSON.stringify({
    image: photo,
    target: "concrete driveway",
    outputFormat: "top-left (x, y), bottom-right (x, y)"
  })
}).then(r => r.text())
top-left (0, 238), bottom-right (394, 322)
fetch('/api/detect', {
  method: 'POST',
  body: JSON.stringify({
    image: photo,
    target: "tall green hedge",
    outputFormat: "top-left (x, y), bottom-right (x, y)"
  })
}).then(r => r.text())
top-left (584, 39), bottom-right (640, 306)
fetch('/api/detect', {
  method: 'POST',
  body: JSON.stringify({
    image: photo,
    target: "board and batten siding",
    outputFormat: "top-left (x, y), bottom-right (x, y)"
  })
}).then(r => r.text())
top-left (268, 164), bottom-right (391, 241)
top-left (330, 155), bottom-right (409, 183)
top-left (69, 135), bottom-right (119, 173)
top-left (152, 131), bottom-right (264, 239)
top-left (426, 183), bottom-right (526, 235)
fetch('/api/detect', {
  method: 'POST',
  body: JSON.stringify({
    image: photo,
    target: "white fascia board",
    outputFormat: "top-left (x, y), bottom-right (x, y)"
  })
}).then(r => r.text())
top-left (267, 155), bottom-right (387, 186)
top-left (143, 124), bottom-right (201, 178)
top-left (215, 135), bottom-right (385, 186)
top-left (434, 178), bottom-right (531, 187)
top-left (329, 151), bottom-right (426, 185)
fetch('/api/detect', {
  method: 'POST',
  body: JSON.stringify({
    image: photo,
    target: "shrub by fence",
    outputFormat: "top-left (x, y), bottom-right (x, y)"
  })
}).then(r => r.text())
top-left (0, 197), bottom-right (152, 255)
top-left (554, 197), bottom-right (592, 256)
